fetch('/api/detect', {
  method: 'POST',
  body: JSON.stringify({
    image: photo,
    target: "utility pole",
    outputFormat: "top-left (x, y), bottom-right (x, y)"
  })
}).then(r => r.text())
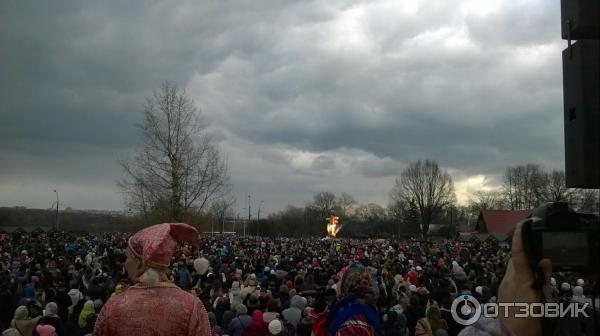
top-left (53, 190), bottom-right (59, 231)
top-left (246, 194), bottom-right (251, 237)
top-left (221, 213), bottom-right (225, 233)
top-left (257, 200), bottom-right (264, 237)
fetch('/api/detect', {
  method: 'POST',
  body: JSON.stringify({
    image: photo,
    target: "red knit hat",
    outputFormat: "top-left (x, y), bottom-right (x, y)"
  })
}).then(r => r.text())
top-left (128, 223), bottom-right (199, 270)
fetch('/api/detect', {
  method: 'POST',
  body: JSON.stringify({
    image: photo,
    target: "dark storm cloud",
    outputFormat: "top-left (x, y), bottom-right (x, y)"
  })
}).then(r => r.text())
top-left (0, 0), bottom-right (566, 210)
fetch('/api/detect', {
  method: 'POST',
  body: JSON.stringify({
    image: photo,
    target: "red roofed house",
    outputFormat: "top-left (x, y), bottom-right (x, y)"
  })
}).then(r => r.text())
top-left (476, 209), bottom-right (532, 238)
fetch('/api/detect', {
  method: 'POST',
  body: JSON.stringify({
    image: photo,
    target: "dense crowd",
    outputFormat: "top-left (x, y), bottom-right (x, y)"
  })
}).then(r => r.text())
top-left (0, 229), bottom-right (597, 336)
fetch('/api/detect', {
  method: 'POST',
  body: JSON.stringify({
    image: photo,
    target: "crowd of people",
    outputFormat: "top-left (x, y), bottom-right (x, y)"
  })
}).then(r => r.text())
top-left (0, 225), bottom-right (597, 336)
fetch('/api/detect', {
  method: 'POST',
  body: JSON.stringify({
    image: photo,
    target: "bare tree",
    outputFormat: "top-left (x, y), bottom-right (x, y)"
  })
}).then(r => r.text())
top-left (337, 193), bottom-right (357, 217)
top-left (312, 191), bottom-right (337, 219)
top-left (388, 195), bottom-right (423, 236)
top-left (354, 203), bottom-right (386, 221)
top-left (503, 164), bottom-right (548, 210)
top-left (210, 198), bottom-right (235, 233)
top-left (390, 160), bottom-right (456, 236)
top-left (546, 170), bottom-right (575, 203)
top-left (468, 190), bottom-right (506, 216)
top-left (119, 82), bottom-right (230, 222)
top-left (574, 189), bottom-right (600, 213)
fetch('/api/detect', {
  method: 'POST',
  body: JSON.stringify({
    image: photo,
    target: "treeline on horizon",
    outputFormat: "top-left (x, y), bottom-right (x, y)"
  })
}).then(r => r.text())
top-left (3, 162), bottom-right (596, 238)
top-left (0, 207), bottom-right (141, 233)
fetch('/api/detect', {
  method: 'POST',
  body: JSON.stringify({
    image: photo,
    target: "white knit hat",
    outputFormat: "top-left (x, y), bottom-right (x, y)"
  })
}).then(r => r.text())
top-left (409, 284), bottom-right (417, 292)
top-left (193, 257), bottom-right (210, 275)
top-left (268, 320), bottom-right (283, 335)
top-left (576, 278), bottom-right (585, 286)
top-left (561, 282), bottom-right (571, 292)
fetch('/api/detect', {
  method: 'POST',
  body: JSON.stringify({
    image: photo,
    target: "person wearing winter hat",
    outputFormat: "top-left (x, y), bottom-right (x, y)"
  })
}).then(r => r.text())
top-left (282, 295), bottom-right (306, 329)
top-left (325, 264), bottom-right (381, 336)
top-left (475, 286), bottom-right (483, 296)
top-left (268, 319), bottom-right (285, 335)
top-left (94, 223), bottom-right (211, 336)
top-left (34, 324), bottom-right (56, 336)
top-left (559, 282), bottom-right (572, 301)
top-left (66, 283), bottom-right (83, 314)
top-left (227, 304), bottom-right (252, 336)
top-left (263, 299), bottom-right (281, 324)
top-left (296, 307), bottom-right (314, 336)
top-left (572, 286), bottom-right (591, 305)
top-left (244, 310), bottom-right (268, 336)
top-left (229, 280), bottom-right (243, 308)
top-left (451, 261), bottom-right (464, 275)
top-left (405, 294), bottom-right (426, 336)
top-left (207, 312), bottom-right (222, 335)
top-left (246, 294), bottom-right (261, 315)
top-left (11, 305), bottom-right (40, 336)
top-left (78, 300), bottom-right (95, 329)
top-left (36, 303), bottom-right (63, 336)
top-left (1, 329), bottom-right (20, 336)
top-left (415, 305), bottom-right (448, 336)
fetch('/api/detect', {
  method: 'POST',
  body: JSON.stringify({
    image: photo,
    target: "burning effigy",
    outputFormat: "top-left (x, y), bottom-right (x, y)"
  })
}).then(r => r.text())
top-left (326, 215), bottom-right (341, 237)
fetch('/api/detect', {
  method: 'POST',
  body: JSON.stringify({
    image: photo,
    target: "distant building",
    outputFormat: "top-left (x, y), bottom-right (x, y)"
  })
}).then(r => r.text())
top-left (475, 209), bottom-right (532, 240)
top-left (427, 223), bottom-right (449, 236)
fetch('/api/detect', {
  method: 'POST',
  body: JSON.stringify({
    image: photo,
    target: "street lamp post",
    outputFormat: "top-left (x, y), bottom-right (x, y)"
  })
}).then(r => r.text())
top-left (53, 190), bottom-right (59, 231)
top-left (257, 200), bottom-right (264, 237)
top-left (246, 194), bottom-right (251, 237)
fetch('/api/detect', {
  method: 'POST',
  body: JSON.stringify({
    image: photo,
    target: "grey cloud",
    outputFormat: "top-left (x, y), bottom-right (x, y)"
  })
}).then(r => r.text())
top-left (0, 0), bottom-right (567, 211)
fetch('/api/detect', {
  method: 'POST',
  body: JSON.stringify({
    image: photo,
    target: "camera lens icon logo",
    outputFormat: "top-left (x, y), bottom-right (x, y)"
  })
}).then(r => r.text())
top-left (451, 295), bottom-right (481, 326)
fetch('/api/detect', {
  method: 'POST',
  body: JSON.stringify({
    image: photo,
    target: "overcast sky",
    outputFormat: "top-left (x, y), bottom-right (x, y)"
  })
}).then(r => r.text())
top-left (0, 0), bottom-right (566, 215)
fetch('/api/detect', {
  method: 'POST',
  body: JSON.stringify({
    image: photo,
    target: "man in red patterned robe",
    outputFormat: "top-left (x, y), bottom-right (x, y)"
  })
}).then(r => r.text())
top-left (94, 223), bottom-right (211, 336)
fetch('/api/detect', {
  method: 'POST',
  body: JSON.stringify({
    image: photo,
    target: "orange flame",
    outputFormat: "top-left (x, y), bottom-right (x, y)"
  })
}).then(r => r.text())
top-left (327, 216), bottom-right (341, 237)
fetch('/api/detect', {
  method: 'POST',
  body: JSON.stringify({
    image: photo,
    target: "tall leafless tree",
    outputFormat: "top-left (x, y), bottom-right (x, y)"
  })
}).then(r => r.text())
top-left (503, 164), bottom-right (549, 210)
top-left (119, 82), bottom-right (230, 222)
top-left (502, 165), bottom-right (577, 209)
top-left (390, 160), bottom-right (456, 236)
top-left (574, 189), bottom-right (600, 213)
top-left (546, 170), bottom-right (575, 203)
top-left (312, 191), bottom-right (337, 219)
top-left (468, 190), bottom-right (506, 216)
top-left (337, 193), bottom-right (357, 217)
top-left (354, 203), bottom-right (386, 221)
top-left (210, 198), bottom-right (235, 233)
